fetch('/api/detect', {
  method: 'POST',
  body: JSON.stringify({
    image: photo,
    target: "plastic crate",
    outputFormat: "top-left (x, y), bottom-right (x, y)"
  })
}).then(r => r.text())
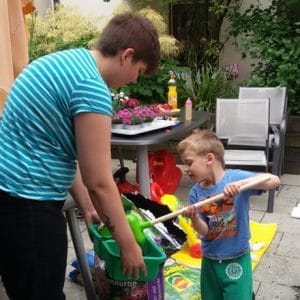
top-left (89, 224), bottom-right (166, 282)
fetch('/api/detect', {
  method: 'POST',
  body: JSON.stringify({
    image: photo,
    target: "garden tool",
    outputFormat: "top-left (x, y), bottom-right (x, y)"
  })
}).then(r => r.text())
top-left (126, 176), bottom-right (271, 245)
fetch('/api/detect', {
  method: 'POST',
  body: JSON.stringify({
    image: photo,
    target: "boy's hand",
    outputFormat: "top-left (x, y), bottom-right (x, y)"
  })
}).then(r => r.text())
top-left (224, 182), bottom-right (241, 198)
top-left (183, 204), bottom-right (198, 220)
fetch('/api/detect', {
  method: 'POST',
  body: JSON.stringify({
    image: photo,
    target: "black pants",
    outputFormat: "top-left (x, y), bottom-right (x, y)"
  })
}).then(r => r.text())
top-left (0, 190), bottom-right (67, 300)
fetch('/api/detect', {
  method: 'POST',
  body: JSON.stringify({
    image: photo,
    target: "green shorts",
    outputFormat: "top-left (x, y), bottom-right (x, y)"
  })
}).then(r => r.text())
top-left (201, 251), bottom-right (252, 300)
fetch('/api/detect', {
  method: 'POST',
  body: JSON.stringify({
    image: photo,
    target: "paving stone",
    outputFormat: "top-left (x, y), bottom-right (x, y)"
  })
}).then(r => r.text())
top-left (264, 231), bottom-right (282, 255)
top-left (253, 254), bottom-right (300, 287)
top-left (280, 174), bottom-right (300, 186)
top-left (275, 232), bottom-right (300, 259)
top-left (249, 209), bottom-right (265, 222)
top-left (262, 212), bottom-right (300, 234)
top-left (255, 282), bottom-right (299, 300)
top-left (64, 279), bottom-right (86, 299)
top-left (278, 185), bottom-right (300, 200)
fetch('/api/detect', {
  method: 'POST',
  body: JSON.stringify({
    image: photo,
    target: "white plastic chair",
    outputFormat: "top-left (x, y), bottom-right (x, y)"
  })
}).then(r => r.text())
top-left (216, 98), bottom-right (278, 212)
top-left (238, 87), bottom-right (288, 175)
top-left (216, 98), bottom-right (270, 150)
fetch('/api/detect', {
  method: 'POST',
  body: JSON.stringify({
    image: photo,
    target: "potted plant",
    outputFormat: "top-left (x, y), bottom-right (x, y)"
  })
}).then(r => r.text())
top-left (136, 105), bottom-right (160, 124)
top-left (111, 112), bottom-right (124, 129)
top-left (180, 64), bottom-right (238, 129)
top-left (117, 108), bottom-right (144, 129)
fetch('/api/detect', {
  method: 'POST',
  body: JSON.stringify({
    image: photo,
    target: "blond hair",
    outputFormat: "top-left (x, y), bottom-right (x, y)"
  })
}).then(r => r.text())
top-left (177, 129), bottom-right (225, 168)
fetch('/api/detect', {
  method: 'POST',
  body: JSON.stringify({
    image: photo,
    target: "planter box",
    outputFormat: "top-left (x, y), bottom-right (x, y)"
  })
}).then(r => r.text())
top-left (284, 115), bottom-right (300, 174)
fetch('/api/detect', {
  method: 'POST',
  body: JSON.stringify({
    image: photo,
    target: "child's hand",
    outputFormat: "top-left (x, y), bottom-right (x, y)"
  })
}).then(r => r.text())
top-left (224, 182), bottom-right (241, 198)
top-left (183, 204), bottom-right (198, 220)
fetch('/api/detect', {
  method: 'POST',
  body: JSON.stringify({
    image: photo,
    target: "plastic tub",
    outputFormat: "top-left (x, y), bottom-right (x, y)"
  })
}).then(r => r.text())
top-left (89, 224), bottom-right (166, 282)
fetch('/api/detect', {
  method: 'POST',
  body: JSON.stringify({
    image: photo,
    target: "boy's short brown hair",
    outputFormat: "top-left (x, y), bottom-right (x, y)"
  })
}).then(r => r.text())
top-left (94, 12), bottom-right (160, 75)
top-left (178, 129), bottom-right (225, 168)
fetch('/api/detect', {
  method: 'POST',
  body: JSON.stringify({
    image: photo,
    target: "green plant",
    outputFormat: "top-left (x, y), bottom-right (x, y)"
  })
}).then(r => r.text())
top-left (26, 4), bottom-right (101, 62)
top-left (182, 65), bottom-right (238, 113)
top-left (121, 0), bottom-right (241, 68)
top-left (138, 7), bottom-right (181, 58)
top-left (165, 0), bottom-right (241, 69)
top-left (27, 3), bottom-right (184, 108)
top-left (119, 56), bottom-right (189, 106)
top-left (116, 7), bottom-right (184, 105)
top-left (110, 5), bottom-right (181, 58)
top-left (125, 0), bottom-right (170, 15)
top-left (228, 0), bottom-right (300, 114)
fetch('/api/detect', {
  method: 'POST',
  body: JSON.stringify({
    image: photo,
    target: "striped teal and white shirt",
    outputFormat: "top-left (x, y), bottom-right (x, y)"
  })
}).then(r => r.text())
top-left (0, 48), bottom-right (112, 200)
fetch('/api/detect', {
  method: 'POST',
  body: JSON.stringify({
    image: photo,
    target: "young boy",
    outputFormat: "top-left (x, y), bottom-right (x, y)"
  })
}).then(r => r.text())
top-left (177, 129), bottom-right (280, 300)
top-left (0, 12), bottom-right (160, 299)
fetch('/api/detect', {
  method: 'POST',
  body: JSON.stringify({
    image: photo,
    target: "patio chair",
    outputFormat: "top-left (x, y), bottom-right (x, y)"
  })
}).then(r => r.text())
top-left (238, 87), bottom-right (288, 175)
top-left (216, 98), bottom-right (270, 156)
top-left (216, 98), bottom-right (279, 212)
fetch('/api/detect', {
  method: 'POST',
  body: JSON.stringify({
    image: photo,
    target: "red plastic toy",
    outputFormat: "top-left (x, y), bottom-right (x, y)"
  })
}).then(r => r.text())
top-left (137, 150), bottom-right (182, 195)
top-left (114, 167), bottom-right (139, 195)
top-left (150, 182), bottom-right (164, 204)
top-left (116, 150), bottom-right (182, 196)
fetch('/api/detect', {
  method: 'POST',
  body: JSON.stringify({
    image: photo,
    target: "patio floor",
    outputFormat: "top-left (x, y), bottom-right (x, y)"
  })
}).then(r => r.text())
top-left (1, 159), bottom-right (300, 299)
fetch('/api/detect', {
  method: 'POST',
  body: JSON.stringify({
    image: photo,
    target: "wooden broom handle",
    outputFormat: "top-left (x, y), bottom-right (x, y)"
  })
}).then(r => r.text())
top-left (151, 176), bottom-right (271, 225)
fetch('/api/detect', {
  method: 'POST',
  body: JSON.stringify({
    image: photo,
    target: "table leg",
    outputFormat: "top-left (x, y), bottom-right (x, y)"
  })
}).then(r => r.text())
top-left (137, 145), bottom-right (150, 198)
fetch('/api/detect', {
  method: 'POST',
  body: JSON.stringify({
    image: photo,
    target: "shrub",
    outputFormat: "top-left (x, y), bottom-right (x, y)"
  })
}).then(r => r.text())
top-left (26, 5), bottom-right (182, 106)
top-left (26, 4), bottom-right (101, 62)
top-left (228, 0), bottom-right (300, 114)
top-left (119, 56), bottom-right (189, 106)
top-left (111, 7), bottom-right (183, 105)
top-left (182, 64), bottom-right (238, 113)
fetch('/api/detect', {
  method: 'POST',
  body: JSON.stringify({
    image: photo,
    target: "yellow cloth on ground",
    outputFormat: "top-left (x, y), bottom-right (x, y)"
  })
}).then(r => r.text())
top-left (171, 220), bottom-right (277, 270)
top-left (249, 220), bottom-right (277, 269)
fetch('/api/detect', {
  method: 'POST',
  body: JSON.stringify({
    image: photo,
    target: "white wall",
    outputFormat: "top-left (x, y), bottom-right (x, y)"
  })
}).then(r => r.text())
top-left (34, 0), bottom-right (54, 15)
top-left (60, 0), bottom-right (123, 18)
top-left (34, 0), bottom-right (123, 18)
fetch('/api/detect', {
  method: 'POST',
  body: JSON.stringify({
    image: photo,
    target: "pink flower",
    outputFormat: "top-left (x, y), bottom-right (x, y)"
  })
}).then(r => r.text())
top-left (122, 98), bottom-right (139, 109)
top-left (116, 107), bottom-right (148, 125)
top-left (134, 105), bottom-right (159, 120)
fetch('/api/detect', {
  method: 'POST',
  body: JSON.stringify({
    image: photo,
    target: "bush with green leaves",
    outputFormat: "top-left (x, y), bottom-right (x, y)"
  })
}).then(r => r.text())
top-left (228, 0), bottom-right (300, 115)
top-left (110, 7), bottom-right (183, 106)
top-left (26, 5), bottom-right (101, 62)
top-left (119, 56), bottom-right (189, 107)
top-left (181, 65), bottom-right (238, 113)
top-left (26, 5), bottom-right (182, 106)
top-left (26, 5), bottom-right (181, 61)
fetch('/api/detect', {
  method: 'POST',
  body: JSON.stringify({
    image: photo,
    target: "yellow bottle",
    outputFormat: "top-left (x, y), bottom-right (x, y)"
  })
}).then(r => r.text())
top-left (167, 71), bottom-right (177, 109)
